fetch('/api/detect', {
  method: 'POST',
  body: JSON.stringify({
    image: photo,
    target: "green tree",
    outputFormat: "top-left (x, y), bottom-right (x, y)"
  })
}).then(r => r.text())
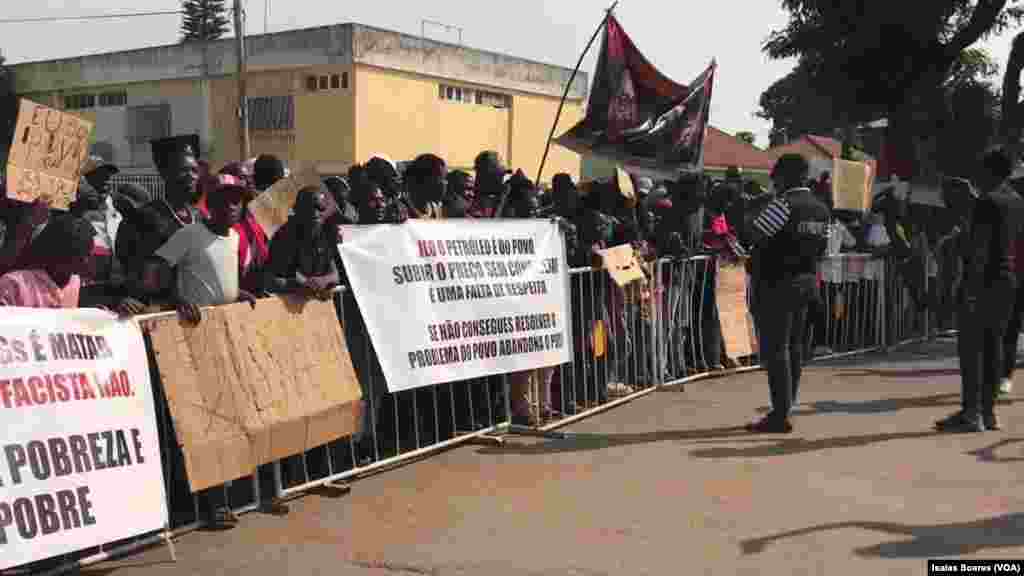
top-left (764, 0), bottom-right (1023, 184)
top-left (1001, 32), bottom-right (1024, 161)
top-left (181, 0), bottom-right (231, 42)
top-left (757, 60), bottom-right (844, 146)
top-left (734, 131), bottom-right (757, 146)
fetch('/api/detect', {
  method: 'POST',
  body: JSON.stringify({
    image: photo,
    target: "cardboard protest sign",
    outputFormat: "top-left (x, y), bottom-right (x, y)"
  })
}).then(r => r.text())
top-left (615, 167), bottom-right (637, 208)
top-left (339, 220), bottom-right (572, 392)
top-left (599, 244), bottom-right (645, 287)
top-left (0, 308), bottom-right (166, 570)
top-left (247, 163), bottom-right (320, 238)
top-left (716, 263), bottom-right (754, 359)
top-left (146, 297), bottom-right (362, 492)
top-left (5, 99), bottom-right (94, 209)
top-left (832, 159), bottom-right (874, 212)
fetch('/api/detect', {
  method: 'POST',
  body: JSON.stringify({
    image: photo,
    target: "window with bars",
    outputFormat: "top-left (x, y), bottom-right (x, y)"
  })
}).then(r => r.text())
top-left (98, 91), bottom-right (128, 107)
top-left (247, 95), bottom-right (295, 131)
top-left (63, 94), bottom-right (96, 110)
top-left (307, 73), bottom-right (350, 93)
top-left (438, 84), bottom-right (510, 108)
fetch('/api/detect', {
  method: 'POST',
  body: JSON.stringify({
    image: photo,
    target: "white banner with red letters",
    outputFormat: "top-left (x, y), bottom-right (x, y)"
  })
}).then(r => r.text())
top-left (339, 220), bottom-right (572, 392)
top-left (0, 308), bottom-right (167, 570)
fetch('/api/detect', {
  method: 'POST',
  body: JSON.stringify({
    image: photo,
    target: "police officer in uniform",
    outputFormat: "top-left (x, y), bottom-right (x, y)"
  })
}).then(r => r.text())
top-left (936, 147), bottom-right (1024, 433)
top-left (744, 154), bottom-right (830, 433)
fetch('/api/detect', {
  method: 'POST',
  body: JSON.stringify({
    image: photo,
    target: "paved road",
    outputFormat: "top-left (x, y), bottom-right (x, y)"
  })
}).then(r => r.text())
top-left (85, 339), bottom-right (1024, 576)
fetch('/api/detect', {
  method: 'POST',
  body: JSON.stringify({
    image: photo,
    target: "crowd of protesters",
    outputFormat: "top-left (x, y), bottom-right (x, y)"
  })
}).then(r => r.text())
top-left (3, 132), bottom-right (1016, 527)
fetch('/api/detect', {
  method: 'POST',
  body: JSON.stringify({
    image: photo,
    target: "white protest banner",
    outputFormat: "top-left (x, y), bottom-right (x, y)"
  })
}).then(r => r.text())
top-left (0, 308), bottom-right (167, 571)
top-left (339, 220), bottom-right (572, 393)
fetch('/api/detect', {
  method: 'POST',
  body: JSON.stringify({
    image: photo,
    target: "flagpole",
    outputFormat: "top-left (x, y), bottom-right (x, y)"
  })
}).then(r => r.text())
top-left (532, 2), bottom-right (617, 187)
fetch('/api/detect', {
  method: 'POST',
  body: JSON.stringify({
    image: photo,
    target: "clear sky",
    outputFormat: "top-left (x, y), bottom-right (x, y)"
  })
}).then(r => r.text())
top-left (1, 1), bottom-right (1019, 148)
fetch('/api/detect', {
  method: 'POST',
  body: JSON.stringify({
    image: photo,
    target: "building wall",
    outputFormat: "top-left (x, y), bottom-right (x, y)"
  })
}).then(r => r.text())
top-left (509, 94), bottom-right (582, 184)
top-left (294, 68), bottom-right (356, 174)
top-left (354, 65), bottom-right (510, 172)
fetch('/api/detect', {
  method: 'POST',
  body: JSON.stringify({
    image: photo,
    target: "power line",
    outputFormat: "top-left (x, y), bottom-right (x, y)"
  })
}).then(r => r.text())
top-left (0, 11), bottom-right (182, 25)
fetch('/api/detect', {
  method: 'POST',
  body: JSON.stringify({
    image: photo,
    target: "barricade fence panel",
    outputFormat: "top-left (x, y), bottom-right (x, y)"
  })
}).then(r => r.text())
top-left (5, 252), bottom-right (938, 575)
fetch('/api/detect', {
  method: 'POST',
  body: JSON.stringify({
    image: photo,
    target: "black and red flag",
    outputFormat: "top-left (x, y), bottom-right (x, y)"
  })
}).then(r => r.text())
top-left (554, 15), bottom-right (715, 178)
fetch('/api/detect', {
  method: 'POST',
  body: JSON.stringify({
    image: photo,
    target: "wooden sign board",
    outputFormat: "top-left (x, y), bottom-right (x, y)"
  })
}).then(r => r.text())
top-left (247, 163), bottom-right (320, 238)
top-left (146, 297), bottom-right (363, 492)
top-left (716, 263), bottom-right (754, 359)
top-left (832, 158), bottom-right (874, 212)
top-left (5, 99), bottom-right (94, 209)
top-left (600, 244), bottom-right (645, 287)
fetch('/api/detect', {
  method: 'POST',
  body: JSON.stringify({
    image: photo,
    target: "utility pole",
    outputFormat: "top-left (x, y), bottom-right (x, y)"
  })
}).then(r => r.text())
top-left (233, 0), bottom-right (250, 160)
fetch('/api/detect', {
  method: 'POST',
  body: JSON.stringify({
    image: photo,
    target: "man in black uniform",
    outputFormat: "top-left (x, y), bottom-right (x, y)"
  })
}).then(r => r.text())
top-left (115, 135), bottom-right (202, 303)
top-left (744, 154), bottom-right (830, 433)
top-left (937, 147), bottom-right (1024, 433)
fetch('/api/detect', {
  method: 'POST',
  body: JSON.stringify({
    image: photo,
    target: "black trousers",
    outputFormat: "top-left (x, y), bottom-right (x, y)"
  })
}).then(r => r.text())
top-left (959, 280), bottom-right (1015, 419)
top-left (753, 277), bottom-right (816, 420)
top-left (1001, 279), bottom-right (1024, 379)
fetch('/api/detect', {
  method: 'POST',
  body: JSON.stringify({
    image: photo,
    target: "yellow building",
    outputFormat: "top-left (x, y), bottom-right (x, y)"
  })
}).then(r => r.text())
top-left (12, 23), bottom-right (588, 183)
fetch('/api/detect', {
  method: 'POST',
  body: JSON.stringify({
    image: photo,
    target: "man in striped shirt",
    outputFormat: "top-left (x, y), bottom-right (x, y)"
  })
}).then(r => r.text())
top-left (744, 154), bottom-right (831, 433)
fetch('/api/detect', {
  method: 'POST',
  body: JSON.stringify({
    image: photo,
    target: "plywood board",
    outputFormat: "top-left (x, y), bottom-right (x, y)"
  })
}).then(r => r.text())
top-left (717, 263), bottom-right (754, 359)
top-left (146, 296), bottom-right (363, 492)
top-left (5, 99), bottom-right (94, 209)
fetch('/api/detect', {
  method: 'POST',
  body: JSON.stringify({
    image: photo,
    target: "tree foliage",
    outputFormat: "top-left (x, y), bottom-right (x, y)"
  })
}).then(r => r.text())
top-left (763, 1), bottom-right (1022, 180)
top-left (1001, 32), bottom-right (1024, 160)
top-left (734, 131), bottom-right (757, 146)
top-left (757, 59), bottom-right (844, 146)
top-left (765, 1), bottom-right (1020, 121)
top-left (181, 0), bottom-right (231, 42)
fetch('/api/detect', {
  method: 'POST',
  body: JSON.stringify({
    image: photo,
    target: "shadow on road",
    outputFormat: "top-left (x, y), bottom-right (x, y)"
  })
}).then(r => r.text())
top-left (755, 393), bottom-right (960, 416)
top-left (968, 438), bottom-right (1024, 463)
top-left (475, 425), bottom-right (753, 456)
top-left (740, 514), bottom-right (1024, 558)
top-left (689, 431), bottom-right (940, 459)
top-left (755, 394), bottom-right (1016, 416)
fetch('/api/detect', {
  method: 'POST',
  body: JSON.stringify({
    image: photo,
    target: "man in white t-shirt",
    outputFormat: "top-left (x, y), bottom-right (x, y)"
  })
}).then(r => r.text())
top-left (152, 174), bottom-right (256, 324)
top-left (147, 173), bottom-right (256, 527)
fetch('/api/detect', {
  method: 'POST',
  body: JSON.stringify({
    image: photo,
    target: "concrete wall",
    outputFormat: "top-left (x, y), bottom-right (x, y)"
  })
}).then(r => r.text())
top-left (510, 94), bottom-right (582, 183)
top-left (12, 26), bottom-right (355, 93)
top-left (12, 23), bottom-right (584, 102)
top-left (350, 24), bottom-right (586, 101)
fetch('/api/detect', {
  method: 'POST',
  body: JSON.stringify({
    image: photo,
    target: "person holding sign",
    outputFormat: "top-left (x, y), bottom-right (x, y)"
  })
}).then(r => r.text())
top-left (744, 154), bottom-right (831, 434)
top-left (0, 213), bottom-right (95, 308)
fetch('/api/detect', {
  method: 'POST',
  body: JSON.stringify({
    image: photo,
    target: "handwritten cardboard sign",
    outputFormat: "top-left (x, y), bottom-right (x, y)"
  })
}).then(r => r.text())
top-left (247, 162), bottom-right (320, 238)
top-left (600, 244), bottom-right (645, 287)
top-left (716, 263), bottom-right (754, 359)
top-left (5, 99), bottom-right (94, 209)
top-left (832, 158), bottom-right (874, 212)
top-left (147, 297), bottom-right (363, 491)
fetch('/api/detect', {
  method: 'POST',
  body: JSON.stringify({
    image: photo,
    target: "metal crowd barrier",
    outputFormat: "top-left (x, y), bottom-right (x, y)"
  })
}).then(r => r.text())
top-left (109, 173), bottom-right (167, 201)
top-left (10, 252), bottom-right (929, 576)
